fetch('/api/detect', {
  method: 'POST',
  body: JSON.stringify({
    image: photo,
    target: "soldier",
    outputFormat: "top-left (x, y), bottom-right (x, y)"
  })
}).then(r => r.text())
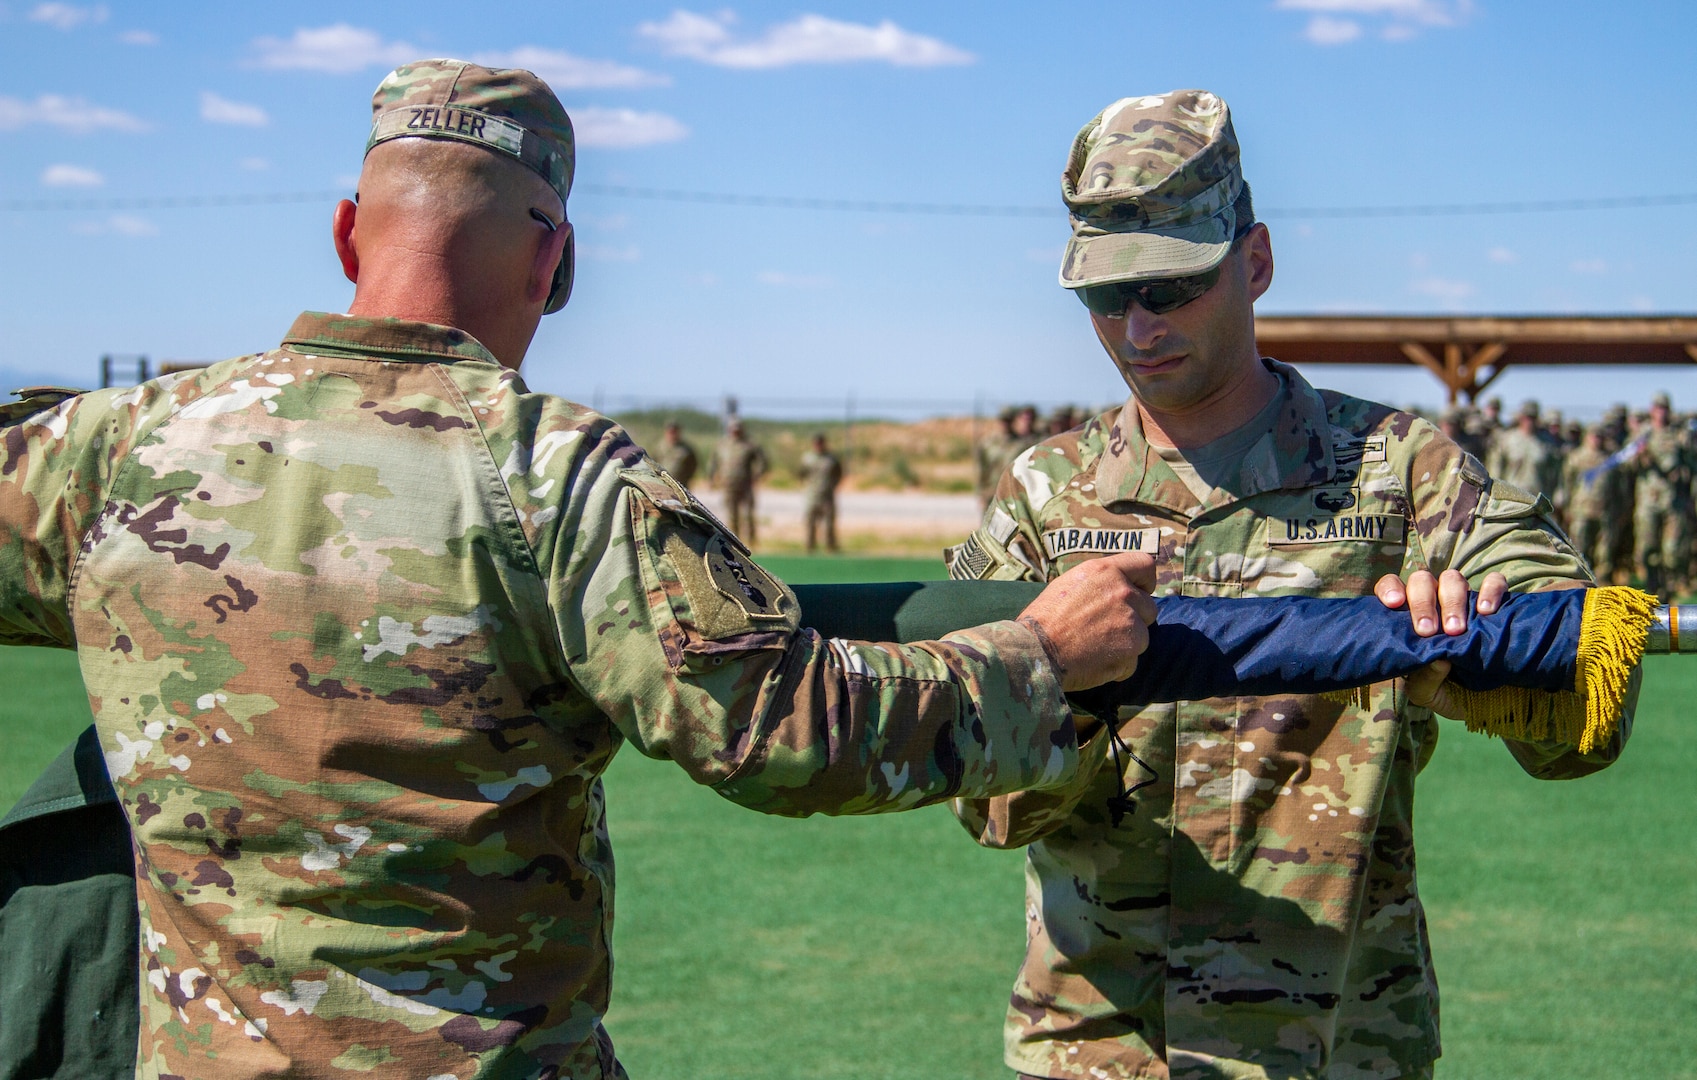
top-left (799, 431), bottom-right (844, 553)
top-left (0, 59), bottom-right (1162, 1080)
top-left (1046, 404), bottom-right (1079, 437)
top-left (1561, 425), bottom-right (1622, 579)
top-left (944, 91), bottom-right (1633, 1080)
top-left (656, 419), bottom-right (699, 486)
top-left (977, 405), bottom-right (1043, 510)
top-left (1487, 399), bottom-right (1560, 499)
top-left (1440, 406), bottom-right (1485, 462)
top-left (977, 407), bottom-right (1020, 508)
top-left (1633, 391), bottom-right (1693, 596)
top-left (709, 417), bottom-right (768, 543)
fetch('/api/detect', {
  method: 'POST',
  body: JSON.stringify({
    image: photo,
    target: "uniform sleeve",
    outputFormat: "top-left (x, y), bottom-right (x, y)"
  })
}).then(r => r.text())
top-left (944, 467), bottom-right (1116, 845)
top-left (1408, 430), bottom-right (1636, 780)
top-left (0, 392), bottom-right (115, 648)
top-left (944, 451), bottom-right (1053, 582)
top-left (547, 451), bottom-right (1079, 817)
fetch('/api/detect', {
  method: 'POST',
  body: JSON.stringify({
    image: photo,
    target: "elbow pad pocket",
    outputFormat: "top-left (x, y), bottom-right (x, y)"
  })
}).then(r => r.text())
top-left (621, 468), bottom-right (799, 673)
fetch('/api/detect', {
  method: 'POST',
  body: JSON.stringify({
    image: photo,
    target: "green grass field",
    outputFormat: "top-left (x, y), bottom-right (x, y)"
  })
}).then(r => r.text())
top-left (3, 556), bottom-right (1693, 1079)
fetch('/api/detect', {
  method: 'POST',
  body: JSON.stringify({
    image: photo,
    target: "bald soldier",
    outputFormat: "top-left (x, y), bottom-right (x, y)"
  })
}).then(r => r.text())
top-left (0, 61), bottom-right (1159, 1079)
top-left (946, 91), bottom-right (1633, 1080)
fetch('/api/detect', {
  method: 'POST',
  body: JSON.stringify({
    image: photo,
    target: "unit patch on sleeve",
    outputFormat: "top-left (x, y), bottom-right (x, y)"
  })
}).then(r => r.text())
top-left (704, 536), bottom-right (791, 620)
top-left (1042, 527), bottom-right (1162, 558)
top-left (1269, 513), bottom-right (1406, 546)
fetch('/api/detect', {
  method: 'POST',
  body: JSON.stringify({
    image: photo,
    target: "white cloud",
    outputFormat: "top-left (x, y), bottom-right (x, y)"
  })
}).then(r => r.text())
top-left (41, 163), bottom-right (103, 187)
top-left (473, 46), bottom-right (668, 89)
top-left (251, 24), bottom-right (417, 73)
top-left (757, 270), bottom-right (834, 288)
top-left (1409, 276), bottom-right (1475, 302)
top-left (28, 3), bottom-right (107, 30)
top-left (1486, 246), bottom-right (1518, 264)
top-left (200, 91), bottom-right (269, 127)
top-left (73, 214), bottom-right (157, 237)
top-left (0, 94), bottom-right (148, 133)
top-left (1276, 0), bottom-right (1468, 22)
top-left (639, 10), bottom-right (974, 69)
top-left (570, 107), bottom-right (688, 148)
top-left (1303, 16), bottom-right (1362, 44)
top-left (118, 29), bottom-right (159, 45)
top-left (1276, 0), bottom-right (1472, 42)
top-left (334, 173), bottom-right (361, 190)
top-left (1569, 258), bottom-right (1608, 275)
top-left (239, 156), bottom-right (271, 171)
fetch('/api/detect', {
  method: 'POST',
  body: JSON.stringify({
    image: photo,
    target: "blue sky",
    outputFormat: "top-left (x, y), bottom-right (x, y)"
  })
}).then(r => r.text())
top-left (2, 1), bottom-right (1694, 418)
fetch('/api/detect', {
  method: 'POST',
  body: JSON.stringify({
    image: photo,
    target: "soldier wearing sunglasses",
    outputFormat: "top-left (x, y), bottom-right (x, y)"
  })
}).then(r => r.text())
top-left (945, 90), bottom-right (1628, 1080)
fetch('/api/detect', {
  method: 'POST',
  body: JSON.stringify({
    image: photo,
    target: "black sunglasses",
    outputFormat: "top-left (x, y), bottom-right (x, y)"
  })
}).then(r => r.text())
top-left (1076, 264), bottom-right (1223, 317)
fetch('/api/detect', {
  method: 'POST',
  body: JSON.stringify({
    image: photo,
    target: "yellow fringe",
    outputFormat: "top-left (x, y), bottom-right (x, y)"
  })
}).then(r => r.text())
top-left (1449, 586), bottom-right (1656, 753)
top-left (1321, 686), bottom-right (1375, 710)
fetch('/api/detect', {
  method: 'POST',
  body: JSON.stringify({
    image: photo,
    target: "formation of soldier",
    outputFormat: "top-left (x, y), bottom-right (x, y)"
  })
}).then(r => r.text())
top-left (1441, 391), bottom-right (1695, 595)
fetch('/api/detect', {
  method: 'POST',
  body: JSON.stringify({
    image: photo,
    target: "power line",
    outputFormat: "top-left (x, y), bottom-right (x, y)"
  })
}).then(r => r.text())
top-left (4, 187), bottom-right (1697, 219)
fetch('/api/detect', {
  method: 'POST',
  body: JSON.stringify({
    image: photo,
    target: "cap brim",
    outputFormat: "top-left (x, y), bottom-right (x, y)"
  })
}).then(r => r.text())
top-left (1059, 214), bottom-right (1233, 289)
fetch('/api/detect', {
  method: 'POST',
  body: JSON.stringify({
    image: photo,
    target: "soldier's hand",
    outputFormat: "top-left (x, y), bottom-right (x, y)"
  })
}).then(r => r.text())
top-left (1373, 568), bottom-right (1509, 714)
top-left (1020, 553), bottom-right (1157, 693)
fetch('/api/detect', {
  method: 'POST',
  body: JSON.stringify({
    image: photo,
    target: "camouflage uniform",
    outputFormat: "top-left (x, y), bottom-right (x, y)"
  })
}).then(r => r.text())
top-left (710, 431), bottom-right (768, 543)
top-left (799, 445), bottom-right (844, 552)
top-left (1560, 437), bottom-right (1622, 580)
top-left (1485, 419), bottom-right (1559, 502)
top-left (0, 312), bottom-right (1086, 1079)
top-left (655, 433), bottom-right (699, 487)
top-left (944, 364), bottom-right (1629, 1080)
top-left (1632, 423), bottom-right (1693, 595)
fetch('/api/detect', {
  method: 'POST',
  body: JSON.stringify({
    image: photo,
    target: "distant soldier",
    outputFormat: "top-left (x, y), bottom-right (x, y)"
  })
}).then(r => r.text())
top-left (1010, 403), bottom-right (1041, 455)
top-left (1633, 391), bottom-right (1693, 595)
top-left (710, 418), bottom-right (768, 543)
top-left (1441, 406), bottom-right (1486, 462)
top-left (1487, 400), bottom-right (1560, 498)
top-left (656, 420), bottom-right (699, 486)
top-left (1046, 404), bottom-right (1079, 436)
top-left (1561, 425), bottom-right (1622, 579)
top-left (799, 432), bottom-right (845, 553)
top-left (975, 407), bottom-right (1018, 507)
top-left (975, 404), bottom-right (1041, 509)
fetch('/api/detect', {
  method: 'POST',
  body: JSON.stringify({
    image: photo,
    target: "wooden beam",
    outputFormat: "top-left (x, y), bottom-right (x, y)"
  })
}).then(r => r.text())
top-left (1399, 342), bottom-right (1448, 381)
top-left (1686, 344), bottom-right (1697, 363)
top-left (1458, 342), bottom-right (1507, 384)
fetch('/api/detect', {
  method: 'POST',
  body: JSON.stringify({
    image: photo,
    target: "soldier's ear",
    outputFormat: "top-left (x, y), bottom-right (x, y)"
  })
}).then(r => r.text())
top-left (333, 199), bottom-right (360, 284)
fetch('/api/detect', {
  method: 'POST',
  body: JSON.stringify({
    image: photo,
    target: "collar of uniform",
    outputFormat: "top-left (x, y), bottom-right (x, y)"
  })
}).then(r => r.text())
top-left (280, 311), bottom-right (501, 365)
top-left (1092, 358), bottom-right (1337, 511)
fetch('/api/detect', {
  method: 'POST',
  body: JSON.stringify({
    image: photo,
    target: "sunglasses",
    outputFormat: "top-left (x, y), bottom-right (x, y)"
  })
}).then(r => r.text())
top-left (1076, 264), bottom-right (1223, 317)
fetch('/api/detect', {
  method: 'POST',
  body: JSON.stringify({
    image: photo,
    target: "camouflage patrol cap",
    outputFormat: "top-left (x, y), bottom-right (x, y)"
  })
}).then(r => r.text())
top-left (366, 59), bottom-right (577, 312)
top-left (1518, 400), bottom-right (1540, 420)
top-left (1059, 90), bottom-right (1243, 290)
top-left (367, 59), bottom-right (574, 207)
top-left (1652, 391), bottom-right (1672, 409)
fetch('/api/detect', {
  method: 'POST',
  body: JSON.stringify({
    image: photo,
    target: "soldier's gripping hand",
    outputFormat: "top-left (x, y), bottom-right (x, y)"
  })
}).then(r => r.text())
top-left (1018, 553), bottom-right (1157, 693)
top-left (1374, 568), bottom-right (1509, 715)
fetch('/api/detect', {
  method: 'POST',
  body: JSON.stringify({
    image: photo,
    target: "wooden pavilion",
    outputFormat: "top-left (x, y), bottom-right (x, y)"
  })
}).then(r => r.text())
top-left (1253, 316), bottom-right (1697, 404)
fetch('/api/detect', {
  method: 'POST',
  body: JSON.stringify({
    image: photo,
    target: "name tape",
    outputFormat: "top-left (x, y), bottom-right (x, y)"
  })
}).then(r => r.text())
top-left (1270, 513), bottom-right (1405, 546)
top-left (1043, 527), bottom-right (1162, 558)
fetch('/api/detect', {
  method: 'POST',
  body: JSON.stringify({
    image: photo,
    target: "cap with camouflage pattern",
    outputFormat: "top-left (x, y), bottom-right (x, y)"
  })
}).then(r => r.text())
top-left (1653, 391), bottom-right (1672, 409)
top-left (367, 59), bottom-right (577, 312)
top-left (1059, 90), bottom-right (1243, 290)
